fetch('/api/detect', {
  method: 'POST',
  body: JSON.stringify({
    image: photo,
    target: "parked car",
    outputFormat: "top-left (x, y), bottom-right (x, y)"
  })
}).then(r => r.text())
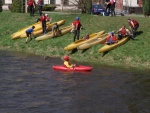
top-left (92, 4), bottom-right (109, 16)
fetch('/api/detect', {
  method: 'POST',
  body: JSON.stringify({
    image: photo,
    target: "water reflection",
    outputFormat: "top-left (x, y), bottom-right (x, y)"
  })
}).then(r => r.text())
top-left (0, 50), bottom-right (149, 113)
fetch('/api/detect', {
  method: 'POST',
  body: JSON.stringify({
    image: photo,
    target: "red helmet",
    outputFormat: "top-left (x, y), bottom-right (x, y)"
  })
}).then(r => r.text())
top-left (63, 56), bottom-right (69, 61)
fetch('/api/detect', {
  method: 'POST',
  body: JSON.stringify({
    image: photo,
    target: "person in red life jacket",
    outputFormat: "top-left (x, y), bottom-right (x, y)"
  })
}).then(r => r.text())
top-left (40, 13), bottom-right (50, 34)
top-left (25, 26), bottom-right (35, 43)
top-left (110, 0), bottom-right (116, 16)
top-left (127, 18), bottom-right (139, 36)
top-left (63, 56), bottom-right (76, 68)
top-left (105, 32), bottom-right (117, 44)
top-left (117, 25), bottom-right (131, 40)
top-left (27, 0), bottom-right (35, 17)
top-left (72, 17), bottom-right (82, 42)
top-left (37, 0), bottom-right (44, 16)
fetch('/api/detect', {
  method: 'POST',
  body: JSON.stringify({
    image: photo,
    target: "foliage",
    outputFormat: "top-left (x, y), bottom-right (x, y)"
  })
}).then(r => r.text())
top-left (42, 4), bottom-right (56, 11)
top-left (0, 0), bottom-right (3, 12)
top-left (86, 0), bottom-right (92, 14)
top-left (10, 0), bottom-right (23, 13)
top-left (142, 0), bottom-right (150, 15)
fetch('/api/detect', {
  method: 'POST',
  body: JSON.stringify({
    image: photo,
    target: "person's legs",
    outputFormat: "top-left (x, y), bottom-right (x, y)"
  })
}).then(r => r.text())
top-left (39, 6), bottom-right (42, 16)
top-left (29, 6), bottom-right (32, 16)
top-left (26, 31), bottom-right (29, 43)
top-left (74, 30), bottom-right (77, 42)
top-left (76, 30), bottom-right (80, 40)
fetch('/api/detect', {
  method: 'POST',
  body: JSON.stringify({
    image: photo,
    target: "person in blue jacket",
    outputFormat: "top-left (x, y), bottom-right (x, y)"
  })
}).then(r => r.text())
top-left (25, 26), bottom-right (35, 43)
top-left (37, 0), bottom-right (44, 16)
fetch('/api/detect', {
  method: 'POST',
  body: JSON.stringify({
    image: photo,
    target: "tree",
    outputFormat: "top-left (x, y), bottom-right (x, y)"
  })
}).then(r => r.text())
top-left (0, 0), bottom-right (3, 12)
top-left (86, 0), bottom-right (92, 14)
top-left (142, 0), bottom-right (150, 16)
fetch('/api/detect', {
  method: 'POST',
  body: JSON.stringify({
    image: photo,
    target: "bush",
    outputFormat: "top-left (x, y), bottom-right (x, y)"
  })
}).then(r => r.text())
top-left (42, 4), bottom-right (56, 11)
top-left (0, 0), bottom-right (3, 12)
top-left (143, 0), bottom-right (150, 15)
top-left (10, 0), bottom-right (23, 13)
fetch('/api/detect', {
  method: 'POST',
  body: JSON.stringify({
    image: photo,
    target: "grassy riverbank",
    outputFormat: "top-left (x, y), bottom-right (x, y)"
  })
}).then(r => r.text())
top-left (0, 11), bottom-right (150, 70)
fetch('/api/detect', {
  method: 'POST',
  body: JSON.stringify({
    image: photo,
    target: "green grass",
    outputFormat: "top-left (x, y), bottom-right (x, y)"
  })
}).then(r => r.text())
top-left (0, 11), bottom-right (150, 70)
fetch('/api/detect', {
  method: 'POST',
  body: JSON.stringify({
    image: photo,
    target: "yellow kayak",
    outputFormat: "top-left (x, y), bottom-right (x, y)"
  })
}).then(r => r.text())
top-left (20, 20), bottom-right (65, 38)
top-left (78, 33), bottom-right (109, 50)
top-left (35, 25), bottom-right (73, 41)
top-left (11, 21), bottom-right (50, 40)
top-left (98, 36), bottom-right (130, 53)
top-left (64, 30), bottom-right (105, 51)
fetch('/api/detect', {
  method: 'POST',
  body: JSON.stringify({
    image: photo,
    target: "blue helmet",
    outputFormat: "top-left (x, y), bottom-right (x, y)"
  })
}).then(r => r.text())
top-left (76, 17), bottom-right (79, 20)
top-left (109, 32), bottom-right (114, 35)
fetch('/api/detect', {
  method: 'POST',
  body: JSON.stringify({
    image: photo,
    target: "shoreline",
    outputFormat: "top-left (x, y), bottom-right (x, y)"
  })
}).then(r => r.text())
top-left (0, 11), bottom-right (150, 71)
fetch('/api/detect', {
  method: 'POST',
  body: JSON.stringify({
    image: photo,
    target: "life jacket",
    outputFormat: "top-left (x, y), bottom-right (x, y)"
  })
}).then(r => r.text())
top-left (121, 28), bottom-right (127, 35)
top-left (110, 0), bottom-right (115, 4)
top-left (132, 19), bottom-right (138, 26)
top-left (40, 15), bottom-right (46, 22)
top-left (38, 0), bottom-right (43, 6)
top-left (73, 20), bottom-right (81, 30)
top-left (129, 19), bottom-right (138, 27)
top-left (27, 0), bottom-right (34, 6)
top-left (106, 35), bottom-right (117, 42)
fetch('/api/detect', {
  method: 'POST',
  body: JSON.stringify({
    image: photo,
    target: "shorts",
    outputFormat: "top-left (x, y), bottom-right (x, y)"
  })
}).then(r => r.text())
top-left (26, 31), bottom-right (31, 37)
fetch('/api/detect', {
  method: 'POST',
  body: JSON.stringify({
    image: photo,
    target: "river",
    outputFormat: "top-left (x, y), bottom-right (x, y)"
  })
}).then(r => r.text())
top-left (0, 50), bottom-right (149, 113)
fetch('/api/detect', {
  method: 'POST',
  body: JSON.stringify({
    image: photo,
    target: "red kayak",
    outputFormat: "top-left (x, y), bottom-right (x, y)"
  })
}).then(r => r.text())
top-left (52, 65), bottom-right (93, 71)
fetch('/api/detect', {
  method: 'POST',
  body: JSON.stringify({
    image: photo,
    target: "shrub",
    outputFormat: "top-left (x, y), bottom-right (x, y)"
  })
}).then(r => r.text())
top-left (42, 4), bottom-right (56, 11)
top-left (0, 0), bottom-right (3, 12)
top-left (10, 0), bottom-right (23, 13)
top-left (143, 0), bottom-right (150, 16)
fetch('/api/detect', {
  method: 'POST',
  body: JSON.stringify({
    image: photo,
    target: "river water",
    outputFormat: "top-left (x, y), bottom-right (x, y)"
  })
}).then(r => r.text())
top-left (0, 50), bottom-right (149, 113)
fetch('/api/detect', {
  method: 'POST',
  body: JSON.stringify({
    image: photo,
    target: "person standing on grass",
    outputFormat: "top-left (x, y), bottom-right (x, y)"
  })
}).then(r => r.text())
top-left (72, 17), bottom-right (82, 42)
top-left (40, 13), bottom-right (50, 34)
top-left (25, 26), bottom-right (35, 43)
top-left (27, 0), bottom-right (35, 17)
top-left (110, 0), bottom-right (116, 16)
top-left (127, 18), bottom-right (139, 36)
top-left (37, 0), bottom-right (44, 16)
top-left (105, 0), bottom-right (110, 15)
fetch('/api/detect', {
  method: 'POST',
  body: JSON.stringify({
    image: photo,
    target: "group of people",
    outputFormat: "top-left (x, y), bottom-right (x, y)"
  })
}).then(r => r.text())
top-left (27, 0), bottom-right (44, 17)
top-left (105, 18), bottom-right (139, 44)
top-left (25, 12), bottom-right (60, 43)
top-left (105, 0), bottom-right (116, 16)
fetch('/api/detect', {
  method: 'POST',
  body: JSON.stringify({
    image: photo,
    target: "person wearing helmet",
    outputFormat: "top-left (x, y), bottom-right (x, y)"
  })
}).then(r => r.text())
top-left (37, 0), bottom-right (44, 16)
top-left (25, 26), bottom-right (35, 43)
top-left (105, 32), bottom-right (117, 44)
top-left (63, 56), bottom-right (76, 68)
top-left (71, 16), bottom-right (82, 42)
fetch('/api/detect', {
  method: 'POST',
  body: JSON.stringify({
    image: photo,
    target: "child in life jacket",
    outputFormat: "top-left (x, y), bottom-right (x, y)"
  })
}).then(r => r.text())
top-left (63, 56), bottom-right (76, 68)
top-left (105, 32), bottom-right (117, 45)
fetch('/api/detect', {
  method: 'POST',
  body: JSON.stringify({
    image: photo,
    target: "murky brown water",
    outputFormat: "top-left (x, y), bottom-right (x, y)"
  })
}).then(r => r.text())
top-left (0, 50), bottom-right (149, 113)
